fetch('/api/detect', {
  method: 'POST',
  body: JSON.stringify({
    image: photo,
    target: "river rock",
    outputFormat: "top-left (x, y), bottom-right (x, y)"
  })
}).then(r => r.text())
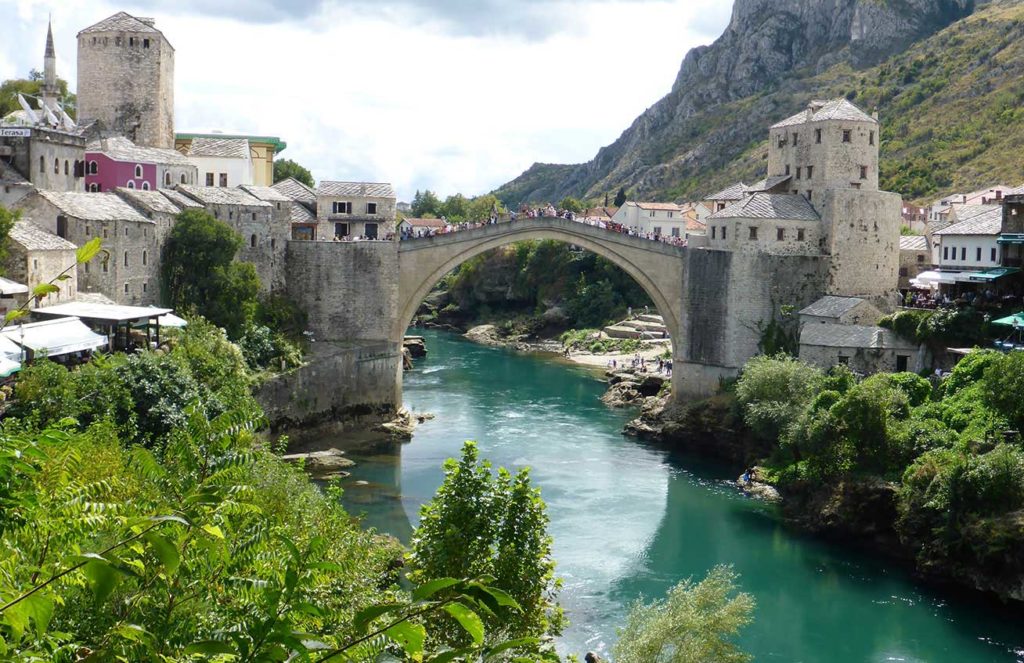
top-left (736, 468), bottom-right (781, 503)
top-left (465, 324), bottom-right (502, 346)
top-left (403, 336), bottom-right (427, 358)
top-left (281, 448), bottom-right (355, 480)
top-left (602, 381), bottom-right (643, 407)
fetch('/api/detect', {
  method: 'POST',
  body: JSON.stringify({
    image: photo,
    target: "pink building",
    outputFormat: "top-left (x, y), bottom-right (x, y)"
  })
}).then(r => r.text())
top-left (84, 136), bottom-right (197, 193)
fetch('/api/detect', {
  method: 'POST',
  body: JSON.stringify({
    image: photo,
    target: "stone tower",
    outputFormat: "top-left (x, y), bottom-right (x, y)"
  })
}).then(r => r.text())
top-left (41, 19), bottom-right (59, 112)
top-left (76, 12), bottom-right (174, 149)
top-left (768, 99), bottom-right (900, 300)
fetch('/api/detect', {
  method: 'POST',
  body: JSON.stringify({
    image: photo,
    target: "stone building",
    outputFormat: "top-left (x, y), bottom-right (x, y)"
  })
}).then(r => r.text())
top-left (0, 161), bottom-right (34, 207)
top-left (177, 185), bottom-right (287, 291)
top-left (240, 184), bottom-right (295, 245)
top-left (86, 136), bottom-right (196, 192)
top-left (898, 235), bottom-right (932, 289)
top-left (176, 133), bottom-right (286, 187)
top-left (180, 137), bottom-right (253, 188)
top-left (613, 202), bottom-right (688, 238)
top-left (799, 323), bottom-right (925, 375)
top-left (16, 190), bottom-right (159, 305)
top-left (933, 206), bottom-right (1002, 271)
top-left (703, 182), bottom-right (746, 213)
top-left (4, 220), bottom-right (78, 308)
top-left (316, 181), bottom-right (397, 240)
top-left (707, 193), bottom-right (822, 255)
top-left (798, 295), bottom-right (882, 326)
top-left (77, 12), bottom-right (175, 149)
top-left (271, 178), bottom-right (319, 239)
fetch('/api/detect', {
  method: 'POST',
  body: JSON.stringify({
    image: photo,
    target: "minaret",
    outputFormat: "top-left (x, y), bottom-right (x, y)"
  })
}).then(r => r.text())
top-left (41, 18), bottom-right (59, 112)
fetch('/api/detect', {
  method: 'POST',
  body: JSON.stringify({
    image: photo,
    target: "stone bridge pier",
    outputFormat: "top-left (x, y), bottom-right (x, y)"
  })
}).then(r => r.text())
top-left (269, 217), bottom-right (829, 431)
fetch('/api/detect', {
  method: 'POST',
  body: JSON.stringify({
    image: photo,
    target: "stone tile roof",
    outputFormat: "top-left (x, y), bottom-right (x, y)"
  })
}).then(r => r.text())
top-left (801, 323), bottom-right (917, 350)
top-left (177, 185), bottom-right (270, 207)
top-left (771, 98), bottom-right (877, 129)
top-left (705, 182), bottom-right (747, 201)
top-left (745, 175), bottom-right (792, 193)
top-left (36, 191), bottom-right (152, 223)
top-left (0, 161), bottom-right (30, 185)
top-left (899, 235), bottom-right (928, 251)
top-left (79, 12), bottom-right (160, 35)
top-left (708, 193), bottom-right (819, 221)
top-left (635, 202), bottom-right (683, 212)
top-left (9, 220), bottom-right (77, 251)
top-left (933, 207), bottom-right (1002, 236)
top-left (87, 136), bottom-right (192, 166)
top-left (185, 137), bottom-right (250, 159)
top-left (290, 204), bottom-right (315, 224)
top-left (240, 184), bottom-right (291, 203)
top-left (159, 189), bottom-right (203, 209)
top-left (949, 204), bottom-right (999, 223)
top-left (115, 187), bottom-right (182, 216)
top-left (799, 296), bottom-right (867, 319)
top-left (272, 177), bottom-right (317, 205)
top-left (317, 181), bottom-right (396, 199)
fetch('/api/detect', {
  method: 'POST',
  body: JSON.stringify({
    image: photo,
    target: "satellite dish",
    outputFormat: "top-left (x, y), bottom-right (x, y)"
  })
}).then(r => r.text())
top-left (16, 95), bottom-right (39, 124)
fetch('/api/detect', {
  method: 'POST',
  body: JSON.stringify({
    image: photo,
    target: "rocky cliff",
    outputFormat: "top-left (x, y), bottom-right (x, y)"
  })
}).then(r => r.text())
top-left (494, 0), bottom-right (976, 205)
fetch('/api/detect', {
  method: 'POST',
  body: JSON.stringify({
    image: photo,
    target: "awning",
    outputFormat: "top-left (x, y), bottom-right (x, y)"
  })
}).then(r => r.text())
top-left (0, 277), bottom-right (28, 296)
top-left (998, 234), bottom-right (1024, 245)
top-left (911, 270), bottom-right (962, 287)
top-left (965, 267), bottom-right (1021, 282)
top-left (0, 334), bottom-right (23, 361)
top-left (993, 312), bottom-right (1024, 327)
top-left (2, 317), bottom-right (108, 357)
top-left (156, 312), bottom-right (187, 328)
top-left (0, 356), bottom-right (20, 377)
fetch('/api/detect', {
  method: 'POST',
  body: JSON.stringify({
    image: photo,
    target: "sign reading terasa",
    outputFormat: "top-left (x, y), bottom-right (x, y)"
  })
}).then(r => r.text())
top-left (0, 128), bottom-right (31, 138)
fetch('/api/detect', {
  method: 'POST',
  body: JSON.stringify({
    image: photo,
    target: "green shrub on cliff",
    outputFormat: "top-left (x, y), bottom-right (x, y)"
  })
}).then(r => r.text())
top-left (735, 355), bottom-right (823, 442)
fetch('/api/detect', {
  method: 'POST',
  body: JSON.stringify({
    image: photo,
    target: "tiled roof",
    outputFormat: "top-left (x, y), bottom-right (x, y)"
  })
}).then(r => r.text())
top-left (36, 191), bottom-right (152, 223)
top-left (745, 175), bottom-right (792, 193)
top-left (933, 207), bottom-right (1002, 236)
top-left (0, 161), bottom-right (30, 185)
top-left (79, 12), bottom-right (161, 35)
top-left (801, 323), bottom-right (917, 350)
top-left (317, 181), bottom-right (396, 199)
top-left (404, 218), bottom-right (446, 228)
top-left (159, 189), bottom-right (203, 209)
top-left (240, 185), bottom-right (291, 203)
top-left (899, 235), bottom-right (928, 251)
top-left (799, 296), bottom-right (867, 319)
top-left (705, 182), bottom-right (747, 201)
top-left (184, 137), bottom-right (250, 159)
top-left (9, 221), bottom-right (77, 251)
top-left (177, 185), bottom-right (270, 207)
top-left (708, 193), bottom-right (819, 221)
top-left (87, 136), bottom-right (192, 166)
top-left (290, 204), bottom-right (316, 224)
top-left (272, 177), bottom-right (317, 205)
top-left (950, 204), bottom-right (999, 223)
top-left (771, 98), bottom-right (876, 129)
top-left (686, 217), bottom-right (706, 232)
top-left (115, 187), bottom-right (182, 216)
top-left (634, 202), bottom-right (683, 212)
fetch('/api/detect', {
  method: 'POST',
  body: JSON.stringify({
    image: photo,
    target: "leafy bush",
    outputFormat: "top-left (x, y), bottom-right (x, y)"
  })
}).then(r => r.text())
top-left (943, 349), bottom-right (1000, 395)
top-left (980, 350), bottom-right (1024, 430)
top-left (735, 355), bottom-right (823, 441)
top-left (887, 372), bottom-right (933, 407)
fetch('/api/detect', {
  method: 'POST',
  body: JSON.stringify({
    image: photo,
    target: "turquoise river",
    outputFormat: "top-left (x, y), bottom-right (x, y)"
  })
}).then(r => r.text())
top-left (331, 329), bottom-right (1024, 662)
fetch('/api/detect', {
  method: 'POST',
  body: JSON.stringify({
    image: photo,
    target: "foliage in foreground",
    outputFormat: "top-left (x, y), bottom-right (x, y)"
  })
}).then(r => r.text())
top-left (612, 566), bottom-right (755, 663)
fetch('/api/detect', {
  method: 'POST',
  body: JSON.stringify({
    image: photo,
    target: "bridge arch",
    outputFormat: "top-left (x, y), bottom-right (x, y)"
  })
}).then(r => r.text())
top-left (396, 218), bottom-right (687, 376)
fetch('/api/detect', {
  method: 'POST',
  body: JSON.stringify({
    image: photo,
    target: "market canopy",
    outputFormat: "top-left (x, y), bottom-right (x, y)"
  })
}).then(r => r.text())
top-left (992, 312), bottom-right (1024, 327)
top-left (998, 233), bottom-right (1024, 245)
top-left (2, 317), bottom-right (108, 357)
top-left (966, 267), bottom-right (1021, 282)
top-left (33, 302), bottom-right (173, 325)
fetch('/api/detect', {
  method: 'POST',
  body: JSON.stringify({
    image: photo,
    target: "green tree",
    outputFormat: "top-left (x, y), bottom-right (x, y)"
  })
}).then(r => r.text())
top-left (735, 354), bottom-right (823, 441)
top-left (409, 442), bottom-right (563, 651)
top-left (614, 187), bottom-right (628, 207)
top-left (0, 72), bottom-right (75, 119)
top-left (272, 158), bottom-right (314, 188)
top-left (558, 197), bottom-right (584, 214)
top-left (160, 209), bottom-right (259, 339)
top-left (412, 189), bottom-right (442, 218)
top-left (468, 194), bottom-right (504, 222)
top-left (0, 204), bottom-right (20, 276)
top-left (441, 193), bottom-right (470, 223)
top-left (613, 565), bottom-right (755, 663)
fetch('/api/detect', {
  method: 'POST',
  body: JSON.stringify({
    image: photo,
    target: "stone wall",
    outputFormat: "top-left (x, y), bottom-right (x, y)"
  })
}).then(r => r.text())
top-left (77, 29), bottom-right (174, 149)
top-left (822, 188), bottom-right (902, 298)
top-left (2, 129), bottom-right (86, 192)
top-left (5, 244), bottom-right (77, 308)
top-left (206, 202), bottom-right (286, 292)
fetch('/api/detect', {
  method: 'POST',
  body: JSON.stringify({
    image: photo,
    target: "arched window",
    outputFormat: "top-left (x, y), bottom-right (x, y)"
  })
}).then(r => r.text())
top-left (64, 160), bottom-right (69, 175)
top-left (142, 181), bottom-right (150, 190)
top-left (250, 234), bottom-right (257, 248)
top-left (54, 158), bottom-right (59, 174)
top-left (89, 183), bottom-right (99, 193)
top-left (134, 164), bottom-right (143, 178)
top-left (164, 172), bottom-right (171, 186)
top-left (124, 283), bottom-right (129, 294)
top-left (89, 161), bottom-right (98, 175)
top-left (271, 238), bottom-right (276, 250)
top-left (180, 173), bottom-right (187, 184)
top-left (127, 181), bottom-right (135, 189)
top-left (142, 250), bottom-right (147, 266)
top-left (39, 156), bottom-right (44, 173)
top-left (124, 251), bottom-right (129, 267)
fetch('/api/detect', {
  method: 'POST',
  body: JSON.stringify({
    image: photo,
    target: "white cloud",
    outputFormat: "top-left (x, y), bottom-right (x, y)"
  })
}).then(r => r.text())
top-left (0, 0), bottom-right (731, 200)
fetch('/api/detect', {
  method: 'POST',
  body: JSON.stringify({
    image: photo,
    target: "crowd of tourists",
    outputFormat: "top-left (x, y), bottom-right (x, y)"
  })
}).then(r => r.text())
top-left (607, 353), bottom-right (673, 376)
top-left (400, 204), bottom-right (690, 248)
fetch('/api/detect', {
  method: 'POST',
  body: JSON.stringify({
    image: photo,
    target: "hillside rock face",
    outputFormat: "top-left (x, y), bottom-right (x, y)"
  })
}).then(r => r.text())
top-left (496, 0), bottom-right (974, 205)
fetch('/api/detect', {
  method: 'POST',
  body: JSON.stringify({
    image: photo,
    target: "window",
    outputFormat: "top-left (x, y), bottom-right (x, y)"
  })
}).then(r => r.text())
top-left (219, 173), bottom-right (228, 187)
top-left (115, 36), bottom-right (121, 46)
top-left (89, 183), bottom-right (99, 192)
top-left (869, 131), bottom-right (875, 146)
top-left (961, 247), bottom-right (966, 261)
top-left (943, 246), bottom-right (949, 260)
top-left (89, 161), bottom-right (99, 175)
top-left (142, 250), bottom-right (147, 266)
top-left (671, 228), bottom-right (680, 237)
top-left (252, 212), bottom-right (256, 221)
top-left (143, 38), bottom-right (150, 48)
top-left (367, 202), bottom-right (378, 215)
top-left (796, 167), bottom-right (802, 180)
top-left (896, 355), bottom-right (909, 372)
top-left (712, 227), bottom-right (716, 239)
top-left (335, 222), bottom-right (349, 237)
top-left (837, 355), bottom-right (850, 366)
top-left (181, 173), bottom-right (187, 184)
top-left (365, 223), bottom-right (379, 239)
top-left (991, 247), bottom-right (998, 262)
top-left (976, 247), bottom-right (982, 262)
top-left (271, 238), bottom-right (277, 249)
top-left (860, 166), bottom-right (868, 180)
top-left (785, 165), bottom-right (791, 175)
top-left (103, 228), bottom-right (108, 239)
top-left (85, 262), bottom-right (89, 273)
top-left (806, 190), bottom-right (813, 199)
top-left (792, 132), bottom-right (799, 146)
top-left (134, 164), bottom-right (143, 178)
top-left (653, 226), bottom-right (662, 236)
top-left (899, 267), bottom-right (909, 277)
top-left (129, 37), bottom-right (135, 46)
top-left (250, 234), bottom-right (257, 248)
top-left (722, 226), bottom-right (727, 240)
top-left (143, 282), bottom-right (147, 293)
top-left (797, 229), bottom-right (805, 241)
top-left (54, 158), bottom-right (59, 174)
top-left (32, 259), bottom-right (38, 271)
top-left (229, 211), bottom-right (233, 220)
top-left (333, 201), bottom-right (352, 214)
top-left (124, 252), bottom-right (129, 267)
top-left (206, 172), bottom-right (214, 186)
top-left (64, 160), bottom-right (69, 175)
top-left (142, 181), bottom-right (150, 191)
top-left (124, 283), bottom-right (129, 294)
top-left (842, 130), bottom-right (852, 143)
top-left (749, 226), bottom-right (757, 240)
top-left (649, 211), bottom-right (656, 218)
top-left (56, 216), bottom-right (67, 238)
top-left (777, 227), bottom-right (784, 241)
top-left (127, 180), bottom-right (135, 189)
top-left (39, 156), bottom-right (44, 173)
top-left (103, 258), bottom-right (108, 273)
top-left (125, 227), bottom-right (129, 236)
top-left (815, 128), bottom-right (822, 144)
top-left (668, 212), bottom-right (674, 218)
top-left (806, 165), bottom-right (813, 179)
top-left (777, 134), bottom-right (786, 148)
top-left (917, 254), bottom-right (925, 263)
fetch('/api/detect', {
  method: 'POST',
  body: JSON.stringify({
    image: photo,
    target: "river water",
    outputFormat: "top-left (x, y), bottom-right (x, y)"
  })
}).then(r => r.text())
top-left (333, 329), bottom-right (1024, 661)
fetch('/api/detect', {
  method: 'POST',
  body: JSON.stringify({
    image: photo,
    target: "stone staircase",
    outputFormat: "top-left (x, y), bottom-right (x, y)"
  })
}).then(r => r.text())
top-left (603, 314), bottom-right (669, 340)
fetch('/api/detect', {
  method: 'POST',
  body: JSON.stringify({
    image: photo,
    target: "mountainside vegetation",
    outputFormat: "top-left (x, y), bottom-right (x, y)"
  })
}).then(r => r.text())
top-left (495, 0), bottom-right (1024, 207)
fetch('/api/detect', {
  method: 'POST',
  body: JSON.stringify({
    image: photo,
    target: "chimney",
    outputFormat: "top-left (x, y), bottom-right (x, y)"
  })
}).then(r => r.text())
top-left (138, 17), bottom-right (156, 27)
top-left (871, 329), bottom-right (884, 349)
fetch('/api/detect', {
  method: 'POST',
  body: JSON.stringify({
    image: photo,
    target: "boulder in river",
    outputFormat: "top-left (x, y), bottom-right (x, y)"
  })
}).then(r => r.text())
top-left (281, 448), bottom-right (355, 480)
top-left (403, 336), bottom-right (427, 358)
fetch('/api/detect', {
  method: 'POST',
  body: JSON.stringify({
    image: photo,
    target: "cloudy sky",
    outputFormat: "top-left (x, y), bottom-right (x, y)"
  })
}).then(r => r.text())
top-left (1, 0), bottom-right (732, 201)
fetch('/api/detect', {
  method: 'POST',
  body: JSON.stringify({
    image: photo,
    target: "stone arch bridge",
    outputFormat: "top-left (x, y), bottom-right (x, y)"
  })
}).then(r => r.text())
top-left (270, 217), bottom-right (829, 430)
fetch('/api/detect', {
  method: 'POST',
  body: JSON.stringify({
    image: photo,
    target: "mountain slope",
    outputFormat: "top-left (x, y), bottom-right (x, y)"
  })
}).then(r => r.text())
top-left (495, 0), bottom-right (1009, 206)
